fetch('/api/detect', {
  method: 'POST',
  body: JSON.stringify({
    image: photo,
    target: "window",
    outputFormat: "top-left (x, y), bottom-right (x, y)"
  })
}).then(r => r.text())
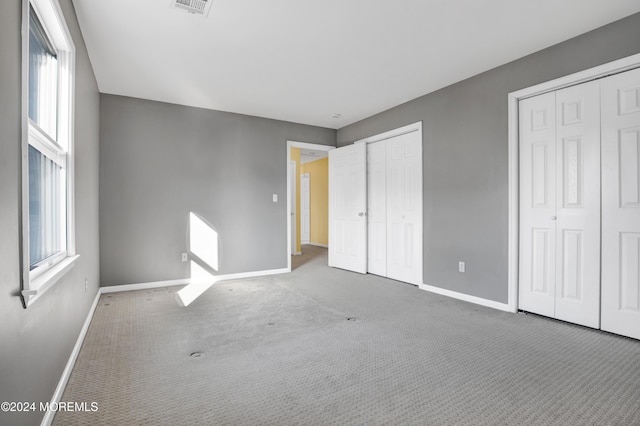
top-left (21, 0), bottom-right (76, 308)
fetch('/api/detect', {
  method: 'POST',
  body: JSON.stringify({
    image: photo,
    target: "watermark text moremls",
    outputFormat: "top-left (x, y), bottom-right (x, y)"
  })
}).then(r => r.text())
top-left (1, 401), bottom-right (98, 413)
top-left (40, 401), bottom-right (99, 412)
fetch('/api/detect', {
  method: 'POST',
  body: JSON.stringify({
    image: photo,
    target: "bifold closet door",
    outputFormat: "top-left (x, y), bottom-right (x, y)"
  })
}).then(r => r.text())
top-left (519, 81), bottom-right (601, 328)
top-left (553, 81), bottom-right (601, 328)
top-left (386, 131), bottom-right (422, 285)
top-left (601, 67), bottom-right (640, 340)
top-left (519, 91), bottom-right (557, 318)
top-left (366, 130), bottom-right (422, 285)
top-left (367, 141), bottom-right (387, 277)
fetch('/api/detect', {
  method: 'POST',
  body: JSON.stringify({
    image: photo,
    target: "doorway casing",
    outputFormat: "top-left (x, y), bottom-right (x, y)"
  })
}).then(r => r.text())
top-left (286, 141), bottom-right (335, 272)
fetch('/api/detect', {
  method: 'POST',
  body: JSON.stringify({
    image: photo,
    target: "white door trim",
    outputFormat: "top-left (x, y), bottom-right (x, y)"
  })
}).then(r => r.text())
top-left (286, 141), bottom-right (334, 271)
top-left (355, 121), bottom-right (423, 144)
top-left (507, 53), bottom-right (640, 313)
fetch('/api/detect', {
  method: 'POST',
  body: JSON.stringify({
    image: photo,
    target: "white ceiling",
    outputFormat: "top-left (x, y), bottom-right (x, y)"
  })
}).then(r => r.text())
top-left (72, 0), bottom-right (640, 130)
top-left (300, 149), bottom-right (328, 164)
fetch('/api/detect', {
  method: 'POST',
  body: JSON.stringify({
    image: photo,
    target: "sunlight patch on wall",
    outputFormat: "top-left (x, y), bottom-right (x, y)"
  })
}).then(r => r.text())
top-left (176, 212), bottom-right (219, 307)
top-left (189, 212), bottom-right (219, 271)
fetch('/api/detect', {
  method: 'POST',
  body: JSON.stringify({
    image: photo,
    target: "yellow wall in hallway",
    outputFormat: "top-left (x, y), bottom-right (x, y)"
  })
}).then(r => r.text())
top-left (301, 157), bottom-right (328, 246)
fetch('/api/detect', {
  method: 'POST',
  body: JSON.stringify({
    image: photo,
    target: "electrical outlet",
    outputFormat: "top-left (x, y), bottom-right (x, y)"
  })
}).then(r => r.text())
top-left (458, 261), bottom-right (465, 273)
top-left (85, 278), bottom-right (88, 292)
top-left (272, 194), bottom-right (278, 202)
top-left (181, 253), bottom-right (188, 262)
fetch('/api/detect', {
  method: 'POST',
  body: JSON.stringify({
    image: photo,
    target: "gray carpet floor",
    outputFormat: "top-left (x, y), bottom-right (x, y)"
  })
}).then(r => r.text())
top-left (55, 245), bottom-right (640, 425)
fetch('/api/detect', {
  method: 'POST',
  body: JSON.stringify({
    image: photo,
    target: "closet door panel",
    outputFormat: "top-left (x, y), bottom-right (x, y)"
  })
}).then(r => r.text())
top-left (519, 92), bottom-right (557, 318)
top-left (553, 80), bottom-right (600, 328)
top-left (367, 141), bottom-right (387, 277)
top-left (386, 132), bottom-right (422, 285)
top-left (601, 67), bottom-right (640, 340)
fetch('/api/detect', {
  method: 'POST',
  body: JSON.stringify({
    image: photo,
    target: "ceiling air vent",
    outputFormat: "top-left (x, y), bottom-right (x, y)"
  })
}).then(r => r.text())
top-left (170, 0), bottom-right (213, 17)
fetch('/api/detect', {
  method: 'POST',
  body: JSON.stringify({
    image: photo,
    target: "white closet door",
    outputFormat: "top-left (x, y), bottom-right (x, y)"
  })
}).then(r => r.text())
top-left (519, 92), bottom-right (557, 318)
top-left (554, 81), bottom-right (601, 328)
top-left (386, 131), bottom-right (422, 285)
top-left (519, 82), bottom-right (601, 328)
top-left (367, 141), bottom-right (387, 277)
top-left (328, 143), bottom-right (367, 273)
top-left (601, 67), bottom-right (640, 340)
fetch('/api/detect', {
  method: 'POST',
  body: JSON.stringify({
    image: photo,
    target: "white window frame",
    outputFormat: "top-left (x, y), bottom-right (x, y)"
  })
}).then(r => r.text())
top-left (21, 0), bottom-right (77, 308)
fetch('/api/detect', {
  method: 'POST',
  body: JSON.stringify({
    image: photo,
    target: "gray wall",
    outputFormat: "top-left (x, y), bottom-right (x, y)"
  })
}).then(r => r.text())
top-left (99, 95), bottom-right (335, 286)
top-left (337, 13), bottom-right (640, 304)
top-left (0, 1), bottom-right (100, 425)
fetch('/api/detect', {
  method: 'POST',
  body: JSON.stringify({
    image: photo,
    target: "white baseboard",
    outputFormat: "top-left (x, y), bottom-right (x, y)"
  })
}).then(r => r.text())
top-left (41, 290), bottom-right (101, 426)
top-left (419, 283), bottom-right (516, 313)
top-left (307, 243), bottom-right (328, 248)
top-left (43, 267), bottom-right (290, 425)
top-left (100, 279), bottom-right (189, 293)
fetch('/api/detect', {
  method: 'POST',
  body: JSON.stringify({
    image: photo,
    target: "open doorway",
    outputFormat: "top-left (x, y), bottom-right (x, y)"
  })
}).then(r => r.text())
top-left (286, 141), bottom-right (334, 271)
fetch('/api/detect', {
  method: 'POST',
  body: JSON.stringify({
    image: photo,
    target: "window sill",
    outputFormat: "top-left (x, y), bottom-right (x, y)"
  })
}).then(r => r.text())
top-left (22, 254), bottom-right (80, 308)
